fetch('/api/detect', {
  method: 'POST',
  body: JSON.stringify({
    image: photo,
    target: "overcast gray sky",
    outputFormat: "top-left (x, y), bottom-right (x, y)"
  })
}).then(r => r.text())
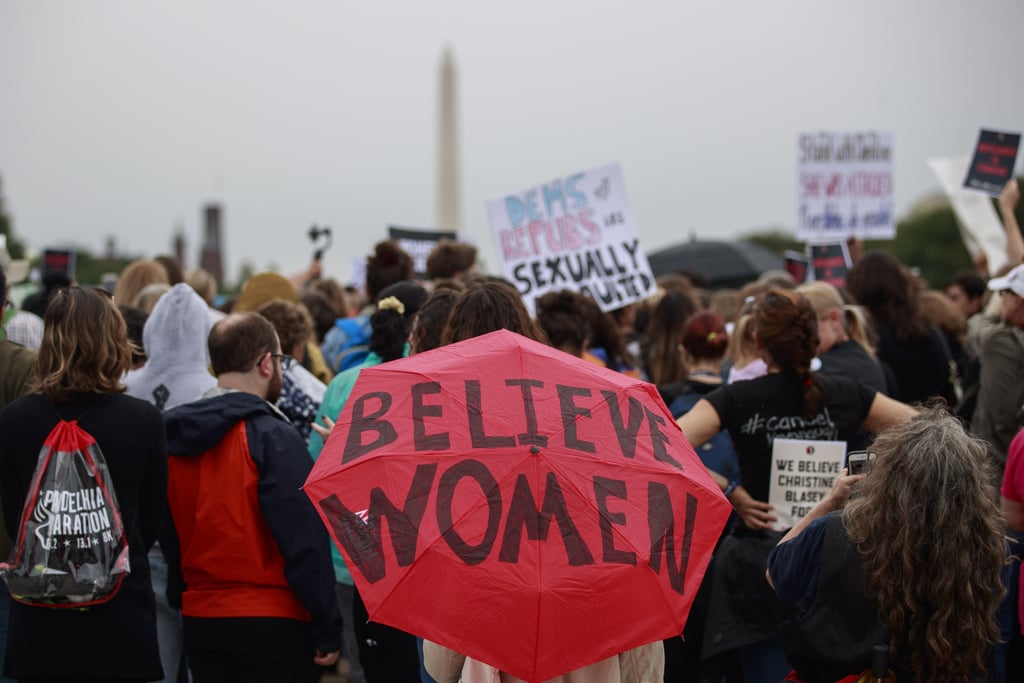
top-left (2, 0), bottom-right (1021, 284)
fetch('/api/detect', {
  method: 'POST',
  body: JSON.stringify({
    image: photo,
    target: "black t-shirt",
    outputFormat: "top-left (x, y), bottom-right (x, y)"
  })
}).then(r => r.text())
top-left (818, 340), bottom-right (887, 395)
top-left (704, 372), bottom-right (876, 501)
top-left (876, 325), bottom-right (952, 404)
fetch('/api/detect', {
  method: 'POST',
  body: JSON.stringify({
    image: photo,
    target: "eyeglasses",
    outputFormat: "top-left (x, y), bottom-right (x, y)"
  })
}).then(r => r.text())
top-left (269, 353), bottom-right (294, 371)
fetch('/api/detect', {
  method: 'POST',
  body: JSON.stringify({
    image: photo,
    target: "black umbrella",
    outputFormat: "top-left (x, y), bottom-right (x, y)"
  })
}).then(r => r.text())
top-left (646, 240), bottom-right (784, 289)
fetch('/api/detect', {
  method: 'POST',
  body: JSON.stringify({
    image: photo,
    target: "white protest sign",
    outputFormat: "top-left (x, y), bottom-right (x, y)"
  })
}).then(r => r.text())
top-left (797, 131), bottom-right (895, 242)
top-left (928, 156), bottom-right (1009, 274)
top-left (768, 438), bottom-right (846, 531)
top-left (349, 256), bottom-right (367, 291)
top-left (486, 162), bottom-right (656, 314)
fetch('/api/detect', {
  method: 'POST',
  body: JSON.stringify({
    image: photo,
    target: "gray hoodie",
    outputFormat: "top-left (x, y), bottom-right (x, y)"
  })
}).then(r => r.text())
top-left (125, 283), bottom-right (217, 411)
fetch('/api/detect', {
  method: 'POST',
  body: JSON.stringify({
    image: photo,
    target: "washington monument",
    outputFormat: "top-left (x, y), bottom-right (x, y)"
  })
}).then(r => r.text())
top-left (437, 47), bottom-right (460, 230)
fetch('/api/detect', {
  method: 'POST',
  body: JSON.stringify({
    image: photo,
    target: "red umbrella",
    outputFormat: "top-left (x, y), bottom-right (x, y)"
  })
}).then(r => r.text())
top-left (304, 330), bottom-right (731, 682)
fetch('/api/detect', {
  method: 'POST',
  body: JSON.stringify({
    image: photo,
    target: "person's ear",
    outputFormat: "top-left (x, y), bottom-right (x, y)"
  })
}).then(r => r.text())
top-left (257, 351), bottom-right (273, 378)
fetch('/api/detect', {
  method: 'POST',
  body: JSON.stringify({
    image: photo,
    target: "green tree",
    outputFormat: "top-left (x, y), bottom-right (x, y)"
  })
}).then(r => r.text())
top-left (870, 178), bottom-right (1024, 285)
top-left (73, 250), bottom-right (137, 287)
top-left (0, 176), bottom-right (26, 259)
top-left (863, 204), bottom-right (972, 288)
top-left (741, 202), bottom-right (982, 289)
top-left (228, 261), bottom-right (255, 295)
top-left (739, 228), bottom-right (803, 256)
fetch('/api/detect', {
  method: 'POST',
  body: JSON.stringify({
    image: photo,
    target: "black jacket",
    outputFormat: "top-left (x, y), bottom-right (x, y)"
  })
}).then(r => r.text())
top-left (0, 393), bottom-right (167, 680)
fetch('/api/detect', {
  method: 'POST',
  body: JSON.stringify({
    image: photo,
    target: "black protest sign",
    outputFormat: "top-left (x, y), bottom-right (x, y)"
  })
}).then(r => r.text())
top-left (388, 226), bottom-right (458, 279)
top-left (809, 242), bottom-right (851, 288)
top-left (43, 249), bottom-right (76, 280)
top-left (964, 129), bottom-right (1021, 196)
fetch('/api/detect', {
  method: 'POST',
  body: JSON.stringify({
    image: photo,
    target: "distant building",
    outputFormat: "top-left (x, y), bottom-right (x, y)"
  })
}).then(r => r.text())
top-left (199, 203), bottom-right (224, 284)
top-left (174, 227), bottom-right (186, 270)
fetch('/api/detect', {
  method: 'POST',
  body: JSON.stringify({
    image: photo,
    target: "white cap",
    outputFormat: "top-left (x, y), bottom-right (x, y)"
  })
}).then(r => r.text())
top-left (988, 264), bottom-right (1024, 298)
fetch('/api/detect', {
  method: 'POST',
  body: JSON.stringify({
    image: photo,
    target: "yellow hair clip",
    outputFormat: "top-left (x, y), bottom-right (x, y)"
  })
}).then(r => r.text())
top-left (377, 296), bottom-right (405, 315)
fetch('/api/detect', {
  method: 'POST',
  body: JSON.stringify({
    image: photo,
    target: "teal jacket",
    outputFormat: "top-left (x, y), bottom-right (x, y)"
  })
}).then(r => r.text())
top-left (308, 347), bottom-right (407, 584)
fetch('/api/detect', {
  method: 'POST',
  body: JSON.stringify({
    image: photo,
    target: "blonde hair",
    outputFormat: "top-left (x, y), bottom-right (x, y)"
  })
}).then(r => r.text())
top-left (728, 313), bottom-right (760, 370)
top-left (133, 282), bottom-right (171, 314)
top-left (114, 259), bottom-right (169, 308)
top-left (797, 281), bottom-right (877, 355)
top-left (186, 268), bottom-right (218, 306)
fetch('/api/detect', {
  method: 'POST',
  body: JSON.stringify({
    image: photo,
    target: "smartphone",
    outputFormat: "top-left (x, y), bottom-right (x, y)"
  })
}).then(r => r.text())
top-left (846, 450), bottom-right (875, 475)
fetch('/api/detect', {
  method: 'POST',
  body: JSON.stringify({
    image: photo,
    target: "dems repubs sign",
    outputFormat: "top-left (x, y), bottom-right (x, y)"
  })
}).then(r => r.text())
top-left (486, 162), bottom-right (656, 314)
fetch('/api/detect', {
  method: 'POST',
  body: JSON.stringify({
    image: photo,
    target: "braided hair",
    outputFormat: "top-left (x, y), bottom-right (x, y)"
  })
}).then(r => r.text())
top-left (754, 288), bottom-right (823, 417)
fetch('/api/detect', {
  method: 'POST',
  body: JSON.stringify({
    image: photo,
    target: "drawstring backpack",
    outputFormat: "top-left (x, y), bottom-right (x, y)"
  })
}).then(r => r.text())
top-left (0, 412), bottom-right (129, 607)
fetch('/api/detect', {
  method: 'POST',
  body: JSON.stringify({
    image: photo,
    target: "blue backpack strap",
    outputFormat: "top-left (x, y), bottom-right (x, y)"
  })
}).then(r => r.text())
top-left (335, 316), bottom-right (365, 338)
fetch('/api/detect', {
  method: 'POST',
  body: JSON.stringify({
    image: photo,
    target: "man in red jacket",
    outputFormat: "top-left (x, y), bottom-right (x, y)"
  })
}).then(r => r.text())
top-left (164, 312), bottom-right (341, 681)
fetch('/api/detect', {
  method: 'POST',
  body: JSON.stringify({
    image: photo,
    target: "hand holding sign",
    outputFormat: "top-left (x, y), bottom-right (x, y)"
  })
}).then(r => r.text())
top-left (768, 439), bottom-right (847, 531)
top-left (1000, 178), bottom-right (1021, 216)
top-left (729, 486), bottom-right (777, 531)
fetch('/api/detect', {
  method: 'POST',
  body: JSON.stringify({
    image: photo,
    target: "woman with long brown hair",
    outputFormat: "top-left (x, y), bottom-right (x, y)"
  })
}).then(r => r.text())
top-left (768, 409), bottom-right (1004, 682)
top-left (846, 251), bottom-right (955, 404)
top-left (0, 287), bottom-right (167, 681)
top-left (440, 279), bottom-right (548, 346)
top-left (640, 289), bottom-right (697, 385)
top-left (677, 288), bottom-right (914, 683)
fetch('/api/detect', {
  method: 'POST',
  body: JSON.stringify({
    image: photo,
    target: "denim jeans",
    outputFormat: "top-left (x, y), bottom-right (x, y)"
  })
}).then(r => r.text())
top-left (150, 544), bottom-right (189, 683)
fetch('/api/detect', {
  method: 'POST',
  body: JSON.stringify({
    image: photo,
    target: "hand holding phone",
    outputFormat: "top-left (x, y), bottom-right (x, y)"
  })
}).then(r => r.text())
top-left (847, 450), bottom-right (875, 475)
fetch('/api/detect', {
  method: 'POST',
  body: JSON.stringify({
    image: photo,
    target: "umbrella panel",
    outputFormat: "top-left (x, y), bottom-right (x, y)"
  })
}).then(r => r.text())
top-left (305, 330), bottom-right (732, 681)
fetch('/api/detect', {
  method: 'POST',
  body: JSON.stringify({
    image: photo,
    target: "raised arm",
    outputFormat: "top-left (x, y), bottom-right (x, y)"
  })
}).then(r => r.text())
top-left (1000, 179), bottom-right (1023, 266)
top-left (766, 469), bottom-right (864, 589)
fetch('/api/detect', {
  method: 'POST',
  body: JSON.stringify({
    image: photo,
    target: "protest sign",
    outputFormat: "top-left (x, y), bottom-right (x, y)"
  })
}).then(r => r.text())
top-left (797, 131), bottom-right (895, 241)
top-left (809, 242), bottom-right (852, 288)
top-left (783, 250), bottom-right (810, 284)
top-left (486, 162), bottom-right (656, 313)
top-left (388, 226), bottom-right (458, 279)
top-left (768, 438), bottom-right (846, 531)
top-left (963, 129), bottom-right (1021, 196)
top-left (349, 256), bottom-right (366, 291)
top-left (42, 249), bottom-right (76, 280)
top-left (929, 156), bottom-right (1009, 274)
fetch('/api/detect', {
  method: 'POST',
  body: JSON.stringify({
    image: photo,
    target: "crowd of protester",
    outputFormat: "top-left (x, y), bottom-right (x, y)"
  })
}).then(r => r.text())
top-left (0, 178), bottom-right (1021, 682)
